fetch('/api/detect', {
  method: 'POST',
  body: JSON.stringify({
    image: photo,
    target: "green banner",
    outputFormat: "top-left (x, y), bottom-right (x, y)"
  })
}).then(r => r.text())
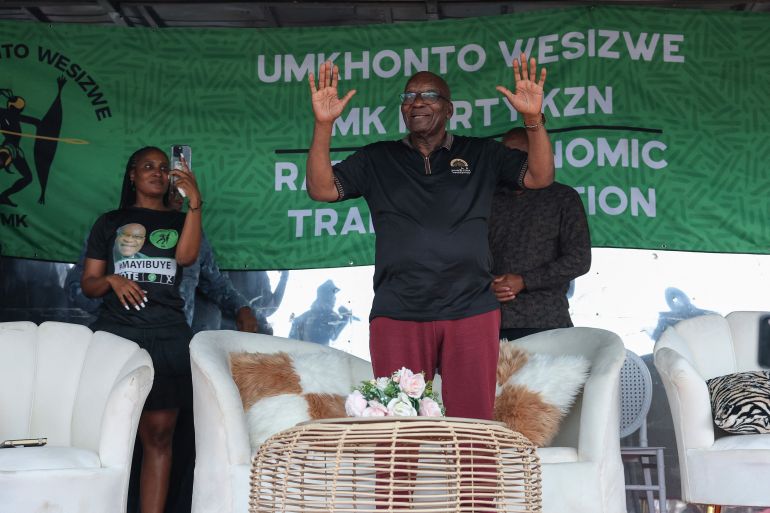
top-left (1, 6), bottom-right (769, 269)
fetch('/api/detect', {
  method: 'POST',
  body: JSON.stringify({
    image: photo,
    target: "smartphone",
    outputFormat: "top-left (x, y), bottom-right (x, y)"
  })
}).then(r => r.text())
top-left (759, 314), bottom-right (770, 368)
top-left (1, 437), bottom-right (47, 448)
top-left (170, 144), bottom-right (192, 197)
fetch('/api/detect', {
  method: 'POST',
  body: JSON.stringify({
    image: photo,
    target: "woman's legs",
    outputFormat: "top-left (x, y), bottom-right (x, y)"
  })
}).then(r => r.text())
top-left (138, 408), bottom-right (179, 513)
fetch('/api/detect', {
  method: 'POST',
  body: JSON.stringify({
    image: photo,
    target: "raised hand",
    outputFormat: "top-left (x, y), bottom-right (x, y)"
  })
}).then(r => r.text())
top-left (496, 52), bottom-right (547, 118)
top-left (308, 61), bottom-right (356, 124)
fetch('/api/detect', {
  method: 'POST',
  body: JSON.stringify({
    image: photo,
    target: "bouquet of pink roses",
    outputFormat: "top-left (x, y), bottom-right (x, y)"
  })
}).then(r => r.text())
top-left (345, 367), bottom-right (445, 417)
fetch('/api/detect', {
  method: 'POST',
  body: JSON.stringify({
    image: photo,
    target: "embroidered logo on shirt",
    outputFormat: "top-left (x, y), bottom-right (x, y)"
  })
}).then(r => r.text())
top-left (450, 158), bottom-right (471, 175)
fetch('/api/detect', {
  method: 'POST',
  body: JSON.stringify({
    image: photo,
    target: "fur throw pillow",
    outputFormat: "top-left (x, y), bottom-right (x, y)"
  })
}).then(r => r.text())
top-left (494, 343), bottom-right (590, 446)
top-left (229, 350), bottom-right (352, 447)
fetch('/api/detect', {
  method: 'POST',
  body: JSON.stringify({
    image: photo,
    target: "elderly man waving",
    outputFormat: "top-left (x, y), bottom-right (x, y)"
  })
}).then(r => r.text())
top-left (306, 53), bottom-right (554, 421)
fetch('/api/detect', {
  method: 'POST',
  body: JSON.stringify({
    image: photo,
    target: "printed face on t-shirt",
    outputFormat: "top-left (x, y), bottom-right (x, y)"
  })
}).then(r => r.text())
top-left (111, 221), bottom-right (179, 286)
top-left (116, 223), bottom-right (146, 257)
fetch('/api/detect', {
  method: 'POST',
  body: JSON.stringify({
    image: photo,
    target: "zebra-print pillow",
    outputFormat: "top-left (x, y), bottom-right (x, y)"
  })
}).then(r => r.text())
top-left (706, 370), bottom-right (770, 434)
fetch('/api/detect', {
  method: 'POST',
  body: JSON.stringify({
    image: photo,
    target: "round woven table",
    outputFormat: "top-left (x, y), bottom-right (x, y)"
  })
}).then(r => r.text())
top-left (249, 416), bottom-right (541, 512)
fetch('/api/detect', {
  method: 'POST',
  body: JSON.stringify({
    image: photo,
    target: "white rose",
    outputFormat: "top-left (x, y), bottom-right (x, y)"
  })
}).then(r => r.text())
top-left (387, 393), bottom-right (417, 417)
top-left (375, 377), bottom-right (390, 391)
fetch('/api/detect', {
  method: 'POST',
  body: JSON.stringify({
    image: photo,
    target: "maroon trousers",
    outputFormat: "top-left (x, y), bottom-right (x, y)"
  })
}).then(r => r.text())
top-left (369, 309), bottom-right (500, 420)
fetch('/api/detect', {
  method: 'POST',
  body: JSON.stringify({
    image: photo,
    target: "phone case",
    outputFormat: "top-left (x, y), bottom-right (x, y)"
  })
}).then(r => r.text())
top-left (758, 315), bottom-right (770, 368)
top-left (170, 145), bottom-right (191, 171)
top-left (1, 438), bottom-right (47, 448)
top-left (170, 145), bottom-right (192, 197)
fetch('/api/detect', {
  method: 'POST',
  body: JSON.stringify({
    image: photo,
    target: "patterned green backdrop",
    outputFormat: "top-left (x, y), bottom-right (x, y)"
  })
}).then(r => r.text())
top-left (1, 6), bottom-right (769, 269)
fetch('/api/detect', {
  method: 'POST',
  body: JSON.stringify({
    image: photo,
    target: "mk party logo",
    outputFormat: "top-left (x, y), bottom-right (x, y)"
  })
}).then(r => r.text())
top-left (1, 43), bottom-right (112, 209)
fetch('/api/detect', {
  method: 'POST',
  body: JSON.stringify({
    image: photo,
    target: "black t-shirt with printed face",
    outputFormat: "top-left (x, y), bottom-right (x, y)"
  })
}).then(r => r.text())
top-left (86, 207), bottom-right (187, 327)
top-left (332, 134), bottom-right (528, 321)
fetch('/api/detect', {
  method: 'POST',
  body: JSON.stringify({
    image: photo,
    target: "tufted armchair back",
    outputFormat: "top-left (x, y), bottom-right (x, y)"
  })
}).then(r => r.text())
top-left (655, 312), bottom-right (763, 381)
top-left (0, 321), bottom-right (151, 452)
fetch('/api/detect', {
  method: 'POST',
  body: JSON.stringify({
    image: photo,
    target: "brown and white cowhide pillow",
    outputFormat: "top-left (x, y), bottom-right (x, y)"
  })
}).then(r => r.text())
top-left (424, 342), bottom-right (590, 447)
top-left (494, 343), bottom-right (590, 446)
top-left (229, 350), bottom-right (353, 447)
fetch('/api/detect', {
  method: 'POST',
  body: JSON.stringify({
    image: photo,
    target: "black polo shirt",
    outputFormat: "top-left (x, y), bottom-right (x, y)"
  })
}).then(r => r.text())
top-left (332, 134), bottom-right (528, 321)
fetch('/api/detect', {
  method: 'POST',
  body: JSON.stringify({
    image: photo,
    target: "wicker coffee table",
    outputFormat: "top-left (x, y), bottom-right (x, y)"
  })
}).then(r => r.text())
top-left (249, 416), bottom-right (541, 512)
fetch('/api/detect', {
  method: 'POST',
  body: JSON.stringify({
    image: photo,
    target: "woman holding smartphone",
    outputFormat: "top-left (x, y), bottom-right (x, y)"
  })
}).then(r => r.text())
top-left (81, 146), bottom-right (202, 513)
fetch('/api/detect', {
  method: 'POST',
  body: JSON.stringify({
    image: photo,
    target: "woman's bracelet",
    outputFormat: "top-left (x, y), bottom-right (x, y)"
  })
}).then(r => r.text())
top-left (188, 201), bottom-right (203, 212)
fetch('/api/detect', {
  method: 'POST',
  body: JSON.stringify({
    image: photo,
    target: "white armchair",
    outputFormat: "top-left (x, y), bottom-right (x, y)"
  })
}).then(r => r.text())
top-left (190, 327), bottom-right (626, 513)
top-left (510, 327), bottom-right (627, 513)
top-left (654, 311), bottom-right (770, 510)
top-left (190, 330), bottom-right (374, 513)
top-left (0, 321), bottom-right (153, 513)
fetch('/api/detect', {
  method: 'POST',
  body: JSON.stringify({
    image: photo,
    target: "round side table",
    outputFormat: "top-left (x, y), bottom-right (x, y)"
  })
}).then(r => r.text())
top-left (249, 416), bottom-right (541, 512)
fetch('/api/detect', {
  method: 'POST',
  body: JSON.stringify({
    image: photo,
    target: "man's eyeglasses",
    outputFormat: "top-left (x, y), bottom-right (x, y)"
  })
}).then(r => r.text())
top-left (399, 91), bottom-right (447, 105)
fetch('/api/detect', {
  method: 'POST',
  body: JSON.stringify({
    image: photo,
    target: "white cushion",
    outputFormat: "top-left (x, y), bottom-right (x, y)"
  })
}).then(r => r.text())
top-left (687, 445), bottom-right (770, 505)
top-left (711, 433), bottom-right (770, 451)
top-left (537, 446), bottom-right (579, 464)
top-left (541, 461), bottom-right (604, 512)
top-left (0, 446), bottom-right (100, 471)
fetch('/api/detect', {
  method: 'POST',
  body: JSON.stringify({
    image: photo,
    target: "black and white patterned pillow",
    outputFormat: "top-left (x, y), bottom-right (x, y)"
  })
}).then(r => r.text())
top-left (706, 370), bottom-right (770, 434)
